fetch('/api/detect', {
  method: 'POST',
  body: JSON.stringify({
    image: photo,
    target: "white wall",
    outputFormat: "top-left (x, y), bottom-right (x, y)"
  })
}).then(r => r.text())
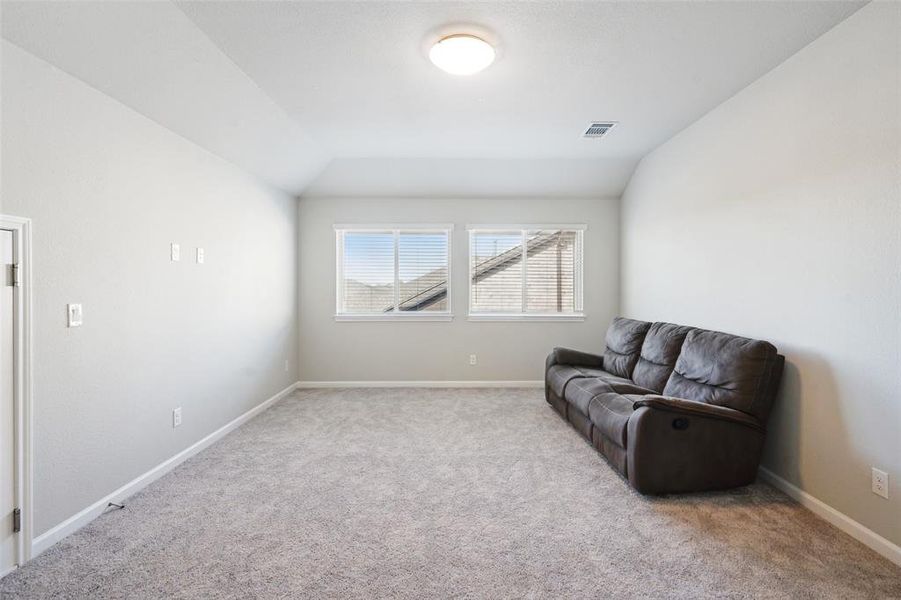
top-left (298, 197), bottom-right (619, 382)
top-left (620, 2), bottom-right (900, 546)
top-left (0, 42), bottom-right (300, 536)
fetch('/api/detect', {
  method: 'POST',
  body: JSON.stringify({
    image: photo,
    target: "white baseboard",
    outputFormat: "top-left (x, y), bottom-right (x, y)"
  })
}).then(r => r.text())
top-left (31, 382), bottom-right (299, 558)
top-left (296, 380), bottom-right (543, 389)
top-left (758, 467), bottom-right (901, 567)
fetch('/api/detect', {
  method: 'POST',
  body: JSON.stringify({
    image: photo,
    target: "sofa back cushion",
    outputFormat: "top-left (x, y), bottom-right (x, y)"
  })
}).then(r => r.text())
top-left (603, 317), bottom-right (652, 379)
top-left (631, 322), bottom-right (694, 392)
top-left (663, 329), bottom-right (779, 420)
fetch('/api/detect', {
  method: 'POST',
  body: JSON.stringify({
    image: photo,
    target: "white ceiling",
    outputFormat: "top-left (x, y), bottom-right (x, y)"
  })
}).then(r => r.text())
top-left (2, 1), bottom-right (865, 197)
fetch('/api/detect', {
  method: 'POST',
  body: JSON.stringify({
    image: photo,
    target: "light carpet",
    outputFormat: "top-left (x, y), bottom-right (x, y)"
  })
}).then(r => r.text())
top-left (2, 388), bottom-right (900, 599)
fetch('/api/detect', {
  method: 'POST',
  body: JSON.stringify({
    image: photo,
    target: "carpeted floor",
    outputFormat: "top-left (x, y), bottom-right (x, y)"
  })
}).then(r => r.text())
top-left (2, 388), bottom-right (900, 599)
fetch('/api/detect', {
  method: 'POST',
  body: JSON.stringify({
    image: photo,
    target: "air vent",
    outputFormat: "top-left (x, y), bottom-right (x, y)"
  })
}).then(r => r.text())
top-left (583, 122), bottom-right (617, 138)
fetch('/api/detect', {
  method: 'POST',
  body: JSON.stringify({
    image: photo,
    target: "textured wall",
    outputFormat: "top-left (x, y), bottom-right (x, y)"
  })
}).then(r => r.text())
top-left (298, 196), bottom-right (620, 382)
top-left (1, 42), bottom-right (300, 535)
top-left (620, 3), bottom-right (900, 545)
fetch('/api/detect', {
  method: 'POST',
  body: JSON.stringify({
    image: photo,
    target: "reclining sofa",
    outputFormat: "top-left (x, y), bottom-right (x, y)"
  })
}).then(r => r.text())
top-left (545, 318), bottom-right (784, 494)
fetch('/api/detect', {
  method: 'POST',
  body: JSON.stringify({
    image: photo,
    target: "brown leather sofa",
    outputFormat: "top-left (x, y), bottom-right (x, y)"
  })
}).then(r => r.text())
top-left (545, 317), bottom-right (784, 494)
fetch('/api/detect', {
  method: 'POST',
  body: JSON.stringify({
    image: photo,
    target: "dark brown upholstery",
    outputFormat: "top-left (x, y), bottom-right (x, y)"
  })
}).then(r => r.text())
top-left (663, 329), bottom-right (780, 421)
top-left (631, 322), bottom-right (694, 392)
top-left (602, 317), bottom-right (652, 379)
top-left (545, 318), bottom-right (784, 494)
top-left (546, 365), bottom-right (584, 398)
top-left (587, 392), bottom-right (640, 448)
top-left (565, 377), bottom-right (653, 419)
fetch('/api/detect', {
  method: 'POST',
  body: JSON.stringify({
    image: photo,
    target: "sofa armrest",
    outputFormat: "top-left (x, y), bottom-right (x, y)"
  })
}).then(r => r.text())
top-left (632, 396), bottom-right (762, 431)
top-left (626, 395), bottom-right (767, 494)
top-left (546, 347), bottom-right (604, 370)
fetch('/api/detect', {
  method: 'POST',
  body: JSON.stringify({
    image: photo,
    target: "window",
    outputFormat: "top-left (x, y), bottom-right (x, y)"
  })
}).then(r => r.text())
top-left (468, 225), bottom-right (585, 320)
top-left (335, 225), bottom-right (452, 320)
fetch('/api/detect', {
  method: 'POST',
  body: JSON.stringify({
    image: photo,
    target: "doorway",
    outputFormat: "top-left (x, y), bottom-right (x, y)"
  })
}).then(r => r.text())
top-left (0, 216), bottom-right (32, 577)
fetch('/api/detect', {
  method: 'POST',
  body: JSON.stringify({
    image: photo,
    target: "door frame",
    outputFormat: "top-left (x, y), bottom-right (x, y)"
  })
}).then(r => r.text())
top-left (0, 215), bottom-right (33, 573)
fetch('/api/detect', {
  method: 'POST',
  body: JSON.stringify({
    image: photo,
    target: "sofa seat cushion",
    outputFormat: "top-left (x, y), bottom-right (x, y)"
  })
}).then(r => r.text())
top-left (547, 363), bottom-right (645, 400)
top-left (587, 392), bottom-right (645, 449)
top-left (564, 377), bottom-right (654, 420)
top-left (546, 365), bottom-right (585, 397)
top-left (579, 369), bottom-right (640, 387)
top-left (574, 366), bottom-right (608, 378)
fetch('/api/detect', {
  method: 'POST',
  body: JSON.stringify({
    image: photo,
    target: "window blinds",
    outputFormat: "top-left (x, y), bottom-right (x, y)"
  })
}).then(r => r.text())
top-left (336, 227), bottom-right (451, 315)
top-left (469, 228), bottom-right (583, 316)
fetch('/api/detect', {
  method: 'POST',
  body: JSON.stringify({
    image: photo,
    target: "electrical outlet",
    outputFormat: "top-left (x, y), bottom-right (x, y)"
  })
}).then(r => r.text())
top-left (196, 247), bottom-right (204, 264)
top-left (872, 468), bottom-right (889, 499)
top-left (172, 407), bottom-right (182, 428)
top-left (170, 243), bottom-right (180, 262)
top-left (469, 354), bottom-right (477, 366)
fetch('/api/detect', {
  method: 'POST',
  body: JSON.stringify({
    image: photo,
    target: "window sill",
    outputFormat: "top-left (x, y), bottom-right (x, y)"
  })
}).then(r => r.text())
top-left (335, 313), bottom-right (454, 322)
top-left (467, 313), bottom-right (586, 322)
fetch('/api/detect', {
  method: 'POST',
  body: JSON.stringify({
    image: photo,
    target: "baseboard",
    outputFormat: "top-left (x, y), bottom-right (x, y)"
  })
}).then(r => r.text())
top-left (31, 381), bottom-right (299, 558)
top-left (758, 467), bottom-right (901, 567)
top-left (296, 380), bottom-right (543, 389)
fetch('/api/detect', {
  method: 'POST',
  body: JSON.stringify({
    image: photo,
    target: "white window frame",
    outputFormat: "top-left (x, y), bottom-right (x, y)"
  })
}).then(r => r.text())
top-left (467, 224), bottom-right (586, 322)
top-left (334, 223), bottom-right (454, 322)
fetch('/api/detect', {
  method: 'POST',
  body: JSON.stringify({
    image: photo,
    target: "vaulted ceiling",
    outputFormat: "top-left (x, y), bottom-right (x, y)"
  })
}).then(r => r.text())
top-left (1, 1), bottom-right (865, 197)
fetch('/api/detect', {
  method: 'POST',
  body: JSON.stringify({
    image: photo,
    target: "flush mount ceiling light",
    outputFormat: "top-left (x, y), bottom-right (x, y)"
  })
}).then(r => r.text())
top-left (429, 34), bottom-right (495, 75)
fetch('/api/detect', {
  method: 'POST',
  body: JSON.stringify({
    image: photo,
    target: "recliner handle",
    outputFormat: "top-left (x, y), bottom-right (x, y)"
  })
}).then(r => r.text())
top-left (672, 417), bottom-right (689, 430)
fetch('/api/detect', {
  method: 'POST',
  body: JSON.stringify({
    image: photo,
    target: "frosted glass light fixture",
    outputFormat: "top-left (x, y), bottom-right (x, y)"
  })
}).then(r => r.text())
top-left (429, 34), bottom-right (495, 75)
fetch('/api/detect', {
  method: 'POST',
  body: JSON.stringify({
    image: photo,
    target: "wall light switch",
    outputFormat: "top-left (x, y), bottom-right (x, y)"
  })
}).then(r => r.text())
top-left (196, 247), bottom-right (204, 264)
top-left (170, 243), bottom-right (180, 262)
top-left (173, 407), bottom-right (182, 428)
top-left (67, 303), bottom-right (83, 327)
